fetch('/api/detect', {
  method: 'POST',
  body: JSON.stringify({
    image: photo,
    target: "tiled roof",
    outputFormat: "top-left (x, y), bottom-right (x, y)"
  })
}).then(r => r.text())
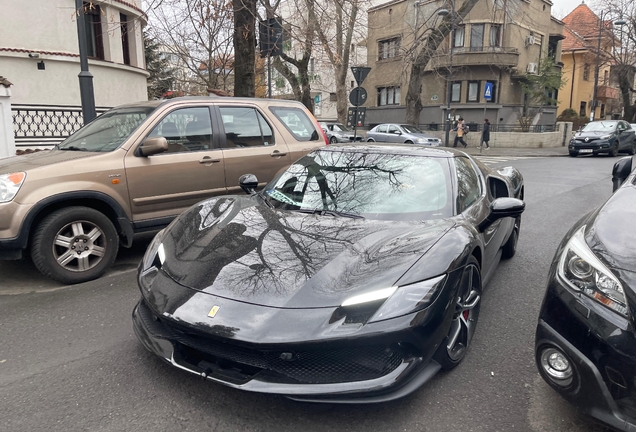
top-left (561, 27), bottom-right (589, 51)
top-left (0, 48), bottom-right (79, 57)
top-left (561, 2), bottom-right (610, 40)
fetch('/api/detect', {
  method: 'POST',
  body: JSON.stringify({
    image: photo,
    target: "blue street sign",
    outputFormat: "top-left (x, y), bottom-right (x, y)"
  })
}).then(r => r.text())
top-left (484, 82), bottom-right (493, 101)
top-left (314, 94), bottom-right (321, 104)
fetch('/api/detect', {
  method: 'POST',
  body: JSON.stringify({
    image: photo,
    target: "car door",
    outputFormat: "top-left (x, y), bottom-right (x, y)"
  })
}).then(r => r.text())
top-left (387, 124), bottom-right (402, 142)
top-left (124, 105), bottom-right (227, 224)
top-left (619, 121), bottom-right (631, 150)
top-left (215, 104), bottom-right (292, 194)
top-left (372, 124), bottom-right (388, 142)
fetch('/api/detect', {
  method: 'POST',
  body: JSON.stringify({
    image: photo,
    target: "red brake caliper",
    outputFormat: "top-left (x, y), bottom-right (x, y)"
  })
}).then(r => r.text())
top-left (462, 310), bottom-right (470, 320)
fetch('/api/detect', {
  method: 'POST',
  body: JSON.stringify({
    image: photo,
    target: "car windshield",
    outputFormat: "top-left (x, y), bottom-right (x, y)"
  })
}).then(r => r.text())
top-left (331, 123), bottom-right (350, 132)
top-left (401, 125), bottom-right (422, 134)
top-left (263, 150), bottom-right (452, 221)
top-left (58, 107), bottom-right (156, 152)
top-left (581, 121), bottom-right (617, 132)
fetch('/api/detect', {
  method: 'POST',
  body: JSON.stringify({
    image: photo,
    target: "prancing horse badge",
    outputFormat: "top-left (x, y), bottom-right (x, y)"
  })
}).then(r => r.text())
top-left (208, 305), bottom-right (220, 318)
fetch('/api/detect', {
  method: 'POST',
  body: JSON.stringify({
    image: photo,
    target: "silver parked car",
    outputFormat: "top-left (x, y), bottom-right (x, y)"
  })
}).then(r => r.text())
top-left (366, 124), bottom-right (442, 146)
top-left (319, 122), bottom-right (362, 144)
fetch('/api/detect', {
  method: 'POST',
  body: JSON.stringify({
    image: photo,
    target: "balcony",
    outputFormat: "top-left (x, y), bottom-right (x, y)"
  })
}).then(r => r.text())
top-left (431, 46), bottom-right (519, 69)
top-left (597, 85), bottom-right (619, 100)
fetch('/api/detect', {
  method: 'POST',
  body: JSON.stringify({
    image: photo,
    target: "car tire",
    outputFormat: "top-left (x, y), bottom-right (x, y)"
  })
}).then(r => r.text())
top-left (628, 143), bottom-right (636, 155)
top-left (366, 138), bottom-right (375, 142)
top-left (330, 136), bottom-right (338, 144)
top-left (501, 217), bottom-right (521, 259)
top-left (433, 255), bottom-right (481, 370)
top-left (404, 140), bottom-right (414, 144)
top-left (609, 142), bottom-right (619, 157)
top-left (31, 207), bottom-right (119, 284)
top-left (569, 151), bottom-right (577, 157)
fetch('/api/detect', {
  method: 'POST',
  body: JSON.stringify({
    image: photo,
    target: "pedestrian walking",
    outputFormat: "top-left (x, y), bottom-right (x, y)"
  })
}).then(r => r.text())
top-left (453, 117), bottom-right (467, 148)
top-left (481, 119), bottom-right (491, 150)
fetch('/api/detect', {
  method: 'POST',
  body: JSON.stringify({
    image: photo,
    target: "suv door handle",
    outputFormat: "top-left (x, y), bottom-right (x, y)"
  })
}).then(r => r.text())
top-left (199, 156), bottom-right (220, 164)
top-left (270, 151), bottom-right (287, 157)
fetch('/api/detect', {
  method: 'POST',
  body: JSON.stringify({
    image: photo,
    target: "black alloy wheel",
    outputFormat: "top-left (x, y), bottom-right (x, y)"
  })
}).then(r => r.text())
top-left (502, 217), bottom-right (521, 259)
top-left (405, 140), bottom-right (414, 144)
top-left (31, 206), bottom-right (119, 284)
top-left (629, 142), bottom-right (636, 155)
top-left (330, 136), bottom-right (338, 144)
top-left (609, 142), bottom-right (619, 157)
top-left (434, 256), bottom-right (482, 370)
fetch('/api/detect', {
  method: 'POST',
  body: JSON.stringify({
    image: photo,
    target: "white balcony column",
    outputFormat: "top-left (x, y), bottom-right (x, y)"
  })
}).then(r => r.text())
top-left (0, 78), bottom-right (16, 159)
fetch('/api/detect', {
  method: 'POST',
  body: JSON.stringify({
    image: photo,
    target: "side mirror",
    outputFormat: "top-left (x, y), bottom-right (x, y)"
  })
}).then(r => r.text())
top-left (239, 174), bottom-right (259, 195)
top-left (393, 130), bottom-right (402, 135)
top-left (478, 198), bottom-right (525, 231)
top-left (612, 156), bottom-right (633, 192)
top-left (139, 137), bottom-right (168, 156)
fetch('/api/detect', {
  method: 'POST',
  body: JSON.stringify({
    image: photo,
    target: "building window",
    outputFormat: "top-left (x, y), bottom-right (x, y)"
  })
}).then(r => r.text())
top-left (120, 13), bottom-right (130, 65)
top-left (470, 24), bottom-right (484, 51)
top-left (468, 81), bottom-right (480, 102)
top-left (489, 25), bottom-right (501, 47)
top-left (453, 26), bottom-right (465, 48)
top-left (451, 82), bottom-right (461, 102)
top-left (378, 37), bottom-right (401, 60)
top-left (580, 101), bottom-right (587, 117)
top-left (583, 64), bottom-right (590, 81)
top-left (603, 70), bottom-right (609, 85)
top-left (84, 2), bottom-right (104, 60)
top-left (600, 103), bottom-right (606, 118)
top-left (330, 92), bottom-right (337, 102)
top-left (378, 86), bottom-right (401, 106)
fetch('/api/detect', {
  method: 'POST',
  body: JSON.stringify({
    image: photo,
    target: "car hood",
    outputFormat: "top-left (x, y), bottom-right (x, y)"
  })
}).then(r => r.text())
top-left (574, 131), bottom-right (614, 139)
top-left (159, 196), bottom-right (455, 309)
top-left (587, 185), bottom-right (636, 280)
top-left (0, 149), bottom-right (98, 174)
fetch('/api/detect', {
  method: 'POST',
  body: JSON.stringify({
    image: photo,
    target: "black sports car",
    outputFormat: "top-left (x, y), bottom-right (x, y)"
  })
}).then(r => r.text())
top-left (535, 156), bottom-right (636, 430)
top-left (133, 144), bottom-right (525, 402)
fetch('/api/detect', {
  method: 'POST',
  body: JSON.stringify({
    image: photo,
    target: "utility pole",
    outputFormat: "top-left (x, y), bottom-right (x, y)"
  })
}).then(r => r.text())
top-left (591, 10), bottom-right (605, 122)
top-left (75, 0), bottom-right (96, 125)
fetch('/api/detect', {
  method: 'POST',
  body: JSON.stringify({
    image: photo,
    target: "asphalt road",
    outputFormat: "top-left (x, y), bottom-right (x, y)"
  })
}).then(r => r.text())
top-left (0, 154), bottom-right (620, 432)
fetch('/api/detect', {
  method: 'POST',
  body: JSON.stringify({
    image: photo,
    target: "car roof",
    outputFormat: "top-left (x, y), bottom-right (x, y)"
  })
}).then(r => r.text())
top-left (112, 96), bottom-right (307, 110)
top-left (318, 143), bottom-right (468, 158)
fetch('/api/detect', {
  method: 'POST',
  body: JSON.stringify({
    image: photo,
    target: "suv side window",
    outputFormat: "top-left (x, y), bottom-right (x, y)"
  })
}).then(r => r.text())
top-left (149, 107), bottom-right (213, 153)
top-left (269, 106), bottom-right (320, 141)
top-left (455, 156), bottom-right (482, 213)
top-left (219, 107), bottom-right (274, 148)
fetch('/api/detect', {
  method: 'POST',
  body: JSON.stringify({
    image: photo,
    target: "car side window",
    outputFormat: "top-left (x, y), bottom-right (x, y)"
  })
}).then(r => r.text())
top-left (455, 157), bottom-right (482, 213)
top-left (388, 125), bottom-right (399, 134)
top-left (269, 106), bottom-right (320, 142)
top-left (377, 125), bottom-right (388, 133)
top-left (148, 107), bottom-right (213, 153)
top-left (219, 107), bottom-right (275, 148)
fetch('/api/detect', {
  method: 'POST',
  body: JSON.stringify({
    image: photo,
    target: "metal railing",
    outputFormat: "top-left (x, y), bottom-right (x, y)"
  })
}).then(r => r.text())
top-left (12, 104), bottom-right (111, 148)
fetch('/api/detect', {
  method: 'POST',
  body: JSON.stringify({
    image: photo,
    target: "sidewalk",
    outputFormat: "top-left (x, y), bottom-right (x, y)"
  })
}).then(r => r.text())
top-left (457, 145), bottom-right (569, 158)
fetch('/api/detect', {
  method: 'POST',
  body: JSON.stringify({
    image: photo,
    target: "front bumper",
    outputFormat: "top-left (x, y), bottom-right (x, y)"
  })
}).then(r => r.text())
top-left (133, 296), bottom-right (444, 403)
top-left (569, 140), bottom-right (614, 154)
top-left (535, 274), bottom-right (636, 431)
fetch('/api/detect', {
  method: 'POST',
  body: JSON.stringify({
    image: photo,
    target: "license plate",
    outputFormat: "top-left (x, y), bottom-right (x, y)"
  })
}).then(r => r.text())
top-left (579, 149), bottom-right (593, 153)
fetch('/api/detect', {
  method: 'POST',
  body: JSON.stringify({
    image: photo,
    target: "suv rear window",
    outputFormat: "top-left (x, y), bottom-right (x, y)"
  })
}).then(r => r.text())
top-left (269, 107), bottom-right (320, 142)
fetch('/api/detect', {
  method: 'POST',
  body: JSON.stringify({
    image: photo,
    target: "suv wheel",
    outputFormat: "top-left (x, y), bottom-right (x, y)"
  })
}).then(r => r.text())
top-left (609, 142), bottom-right (619, 157)
top-left (31, 207), bottom-right (119, 284)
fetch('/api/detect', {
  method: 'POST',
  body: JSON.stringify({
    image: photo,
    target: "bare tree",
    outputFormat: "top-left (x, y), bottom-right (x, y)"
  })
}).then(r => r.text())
top-left (147, 0), bottom-right (235, 95)
top-left (234, 0), bottom-right (257, 96)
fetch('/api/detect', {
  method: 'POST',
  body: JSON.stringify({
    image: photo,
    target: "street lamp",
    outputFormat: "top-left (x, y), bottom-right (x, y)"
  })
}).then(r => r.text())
top-left (438, 2), bottom-right (455, 147)
top-left (590, 11), bottom-right (624, 122)
top-left (74, 0), bottom-right (97, 125)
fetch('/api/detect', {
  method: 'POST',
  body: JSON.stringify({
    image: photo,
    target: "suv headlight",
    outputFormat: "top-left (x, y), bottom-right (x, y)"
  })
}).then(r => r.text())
top-left (557, 226), bottom-right (628, 317)
top-left (600, 134), bottom-right (614, 140)
top-left (0, 172), bottom-right (26, 203)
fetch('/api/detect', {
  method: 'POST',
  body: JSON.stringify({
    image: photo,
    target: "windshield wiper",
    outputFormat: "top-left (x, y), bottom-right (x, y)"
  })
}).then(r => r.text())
top-left (58, 146), bottom-right (87, 151)
top-left (294, 209), bottom-right (364, 219)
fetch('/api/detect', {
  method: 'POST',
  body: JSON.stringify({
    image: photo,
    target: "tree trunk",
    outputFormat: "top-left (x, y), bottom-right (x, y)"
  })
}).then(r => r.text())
top-left (404, 0), bottom-right (480, 125)
top-left (233, 0), bottom-right (256, 97)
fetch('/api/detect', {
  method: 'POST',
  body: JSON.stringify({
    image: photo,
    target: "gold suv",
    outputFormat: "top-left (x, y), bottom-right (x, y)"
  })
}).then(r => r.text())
top-left (0, 97), bottom-right (326, 284)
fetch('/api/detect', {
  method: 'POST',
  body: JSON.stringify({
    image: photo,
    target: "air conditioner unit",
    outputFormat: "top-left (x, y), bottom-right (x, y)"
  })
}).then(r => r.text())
top-left (525, 34), bottom-right (535, 46)
top-left (527, 62), bottom-right (538, 74)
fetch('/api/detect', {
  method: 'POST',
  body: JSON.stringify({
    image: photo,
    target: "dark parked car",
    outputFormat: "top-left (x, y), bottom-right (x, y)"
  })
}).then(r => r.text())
top-left (569, 120), bottom-right (636, 157)
top-left (366, 124), bottom-right (442, 146)
top-left (318, 122), bottom-right (362, 144)
top-left (133, 144), bottom-right (524, 402)
top-left (535, 156), bottom-right (636, 430)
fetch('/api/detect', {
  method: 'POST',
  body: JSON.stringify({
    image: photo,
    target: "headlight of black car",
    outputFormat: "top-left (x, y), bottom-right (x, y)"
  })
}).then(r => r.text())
top-left (600, 134), bottom-right (614, 140)
top-left (557, 226), bottom-right (628, 317)
top-left (331, 275), bottom-right (446, 324)
top-left (141, 229), bottom-right (166, 272)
